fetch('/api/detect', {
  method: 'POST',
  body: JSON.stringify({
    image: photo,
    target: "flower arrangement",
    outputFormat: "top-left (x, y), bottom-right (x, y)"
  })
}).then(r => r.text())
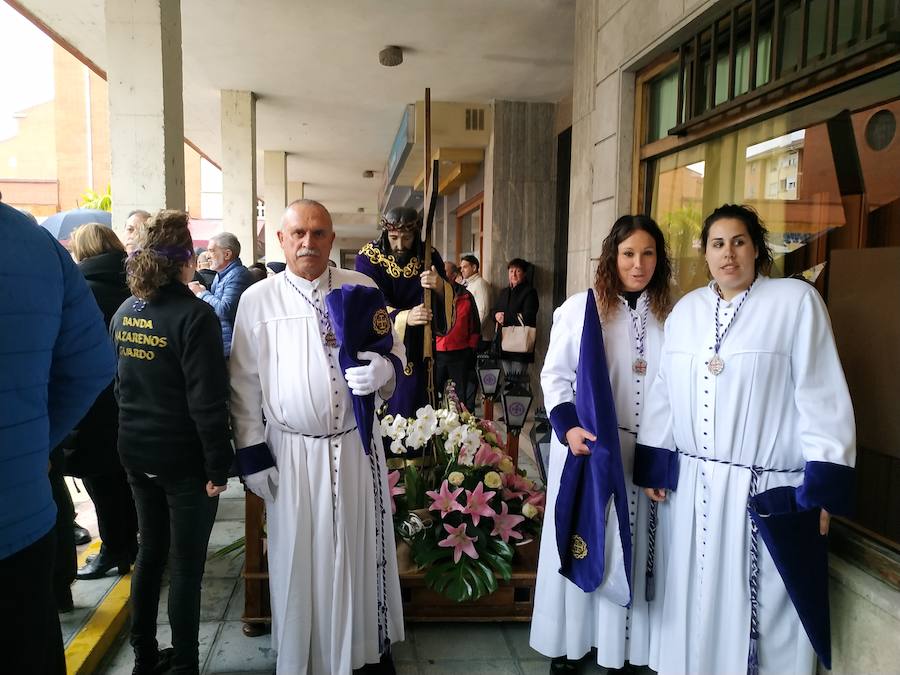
top-left (382, 402), bottom-right (545, 602)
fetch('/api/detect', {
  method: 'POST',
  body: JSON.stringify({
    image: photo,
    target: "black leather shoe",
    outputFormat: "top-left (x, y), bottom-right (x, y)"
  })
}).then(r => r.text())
top-left (132, 647), bottom-right (173, 675)
top-left (74, 523), bottom-right (92, 545)
top-left (76, 545), bottom-right (130, 580)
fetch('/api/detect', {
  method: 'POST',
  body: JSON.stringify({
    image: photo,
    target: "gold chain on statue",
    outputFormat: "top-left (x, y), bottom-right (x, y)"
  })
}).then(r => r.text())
top-left (359, 242), bottom-right (422, 279)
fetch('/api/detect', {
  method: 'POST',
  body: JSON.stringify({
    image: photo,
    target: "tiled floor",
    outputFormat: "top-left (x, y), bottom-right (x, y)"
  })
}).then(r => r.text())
top-left (89, 432), bottom-right (641, 675)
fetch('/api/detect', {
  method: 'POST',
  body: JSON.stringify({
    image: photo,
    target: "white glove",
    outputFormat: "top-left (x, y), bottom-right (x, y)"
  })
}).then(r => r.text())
top-left (344, 350), bottom-right (394, 396)
top-left (242, 467), bottom-right (279, 503)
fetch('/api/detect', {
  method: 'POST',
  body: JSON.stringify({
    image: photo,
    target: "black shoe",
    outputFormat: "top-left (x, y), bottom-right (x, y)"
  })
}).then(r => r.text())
top-left (550, 656), bottom-right (578, 674)
top-left (132, 647), bottom-right (173, 675)
top-left (76, 545), bottom-right (130, 580)
top-left (74, 523), bottom-right (92, 545)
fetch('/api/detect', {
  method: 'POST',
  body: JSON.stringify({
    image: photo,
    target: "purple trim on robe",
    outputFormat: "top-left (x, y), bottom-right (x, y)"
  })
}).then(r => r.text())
top-left (549, 402), bottom-right (580, 444)
top-left (326, 284), bottom-right (395, 454)
top-left (236, 442), bottom-right (275, 476)
top-left (554, 289), bottom-right (633, 599)
top-left (749, 484), bottom-right (833, 668)
top-left (796, 460), bottom-right (855, 517)
top-left (633, 443), bottom-right (679, 491)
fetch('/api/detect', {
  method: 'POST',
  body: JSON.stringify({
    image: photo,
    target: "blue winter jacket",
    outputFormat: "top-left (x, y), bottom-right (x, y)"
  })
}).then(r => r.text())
top-left (0, 204), bottom-right (116, 560)
top-left (198, 258), bottom-right (252, 357)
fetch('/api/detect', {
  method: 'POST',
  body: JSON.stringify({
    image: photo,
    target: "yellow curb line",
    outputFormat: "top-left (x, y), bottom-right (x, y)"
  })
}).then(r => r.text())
top-left (65, 546), bottom-right (132, 675)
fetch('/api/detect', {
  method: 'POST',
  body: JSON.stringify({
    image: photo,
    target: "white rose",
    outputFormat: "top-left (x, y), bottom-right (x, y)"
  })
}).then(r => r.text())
top-left (498, 457), bottom-right (514, 474)
top-left (483, 471), bottom-right (502, 489)
top-left (448, 471), bottom-right (465, 486)
top-left (522, 503), bottom-right (539, 519)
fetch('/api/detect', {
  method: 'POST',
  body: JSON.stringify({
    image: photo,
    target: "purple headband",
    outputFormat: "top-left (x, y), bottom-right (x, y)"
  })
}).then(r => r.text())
top-left (129, 245), bottom-right (193, 262)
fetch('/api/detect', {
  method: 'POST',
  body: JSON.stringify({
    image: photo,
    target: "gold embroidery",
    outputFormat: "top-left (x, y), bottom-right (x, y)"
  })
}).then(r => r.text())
top-left (373, 308), bottom-right (391, 336)
top-left (359, 242), bottom-right (421, 279)
top-left (403, 362), bottom-right (414, 376)
top-left (571, 534), bottom-right (588, 560)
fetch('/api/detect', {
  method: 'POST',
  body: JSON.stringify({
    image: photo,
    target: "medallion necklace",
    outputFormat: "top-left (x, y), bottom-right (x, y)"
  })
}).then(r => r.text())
top-left (284, 268), bottom-right (338, 348)
top-left (621, 295), bottom-right (649, 375)
top-left (708, 277), bottom-right (756, 376)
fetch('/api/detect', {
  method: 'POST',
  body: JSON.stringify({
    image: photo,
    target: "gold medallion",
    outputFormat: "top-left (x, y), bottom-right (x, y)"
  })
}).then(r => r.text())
top-left (373, 308), bottom-right (391, 336)
top-left (571, 534), bottom-right (588, 560)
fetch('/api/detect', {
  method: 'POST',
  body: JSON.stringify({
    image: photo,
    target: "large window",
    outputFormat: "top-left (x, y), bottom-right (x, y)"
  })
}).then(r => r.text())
top-left (639, 63), bottom-right (900, 561)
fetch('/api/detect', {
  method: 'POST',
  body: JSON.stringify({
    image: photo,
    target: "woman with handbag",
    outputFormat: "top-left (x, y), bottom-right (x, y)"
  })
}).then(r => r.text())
top-left (493, 258), bottom-right (539, 377)
top-left (68, 224), bottom-right (139, 580)
top-left (530, 215), bottom-right (673, 674)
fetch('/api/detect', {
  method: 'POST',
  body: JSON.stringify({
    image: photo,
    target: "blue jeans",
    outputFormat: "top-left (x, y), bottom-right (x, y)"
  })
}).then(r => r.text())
top-left (127, 472), bottom-right (218, 674)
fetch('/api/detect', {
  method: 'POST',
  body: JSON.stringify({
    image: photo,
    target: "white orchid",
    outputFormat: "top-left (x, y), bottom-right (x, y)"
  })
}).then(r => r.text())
top-left (415, 405), bottom-right (439, 438)
top-left (379, 414), bottom-right (396, 438)
top-left (390, 438), bottom-right (407, 455)
top-left (386, 415), bottom-right (408, 441)
top-left (407, 424), bottom-right (429, 450)
top-left (439, 411), bottom-right (462, 435)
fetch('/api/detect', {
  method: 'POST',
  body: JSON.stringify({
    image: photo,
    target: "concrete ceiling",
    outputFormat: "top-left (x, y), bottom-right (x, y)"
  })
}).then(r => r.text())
top-left (15, 0), bottom-right (575, 220)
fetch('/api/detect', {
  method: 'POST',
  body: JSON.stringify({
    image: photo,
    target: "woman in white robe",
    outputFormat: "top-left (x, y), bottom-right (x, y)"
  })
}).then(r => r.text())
top-left (635, 204), bottom-right (855, 675)
top-left (531, 215), bottom-right (673, 673)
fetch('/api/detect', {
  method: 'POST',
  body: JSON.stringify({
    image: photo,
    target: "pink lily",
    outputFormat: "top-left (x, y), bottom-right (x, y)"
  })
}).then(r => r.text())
top-left (472, 442), bottom-right (502, 467)
top-left (438, 522), bottom-right (479, 563)
top-left (462, 482), bottom-right (497, 526)
top-left (490, 502), bottom-right (525, 543)
top-left (426, 480), bottom-right (464, 518)
top-left (501, 472), bottom-right (534, 500)
top-left (387, 470), bottom-right (405, 514)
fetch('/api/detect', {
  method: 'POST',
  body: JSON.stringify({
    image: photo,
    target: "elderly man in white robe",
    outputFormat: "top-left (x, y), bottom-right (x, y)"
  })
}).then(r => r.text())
top-left (230, 199), bottom-right (406, 674)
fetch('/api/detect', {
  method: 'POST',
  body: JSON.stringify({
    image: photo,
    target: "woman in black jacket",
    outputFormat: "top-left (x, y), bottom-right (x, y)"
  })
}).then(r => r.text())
top-left (493, 257), bottom-right (540, 375)
top-left (69, 224), bottom-right (139, 580)
top-left (112, 210), bottom-right (233, 675)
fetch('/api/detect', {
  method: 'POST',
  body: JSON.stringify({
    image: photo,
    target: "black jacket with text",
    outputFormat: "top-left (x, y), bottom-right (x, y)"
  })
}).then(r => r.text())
top-left (111, 282), bottom-right (233, 485)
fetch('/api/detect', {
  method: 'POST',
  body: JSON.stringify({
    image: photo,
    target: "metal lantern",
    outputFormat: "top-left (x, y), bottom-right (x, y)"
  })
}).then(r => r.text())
top-left (501, 376), bottom-right (533, 434)
top-left (476, 353), bottom-right (502, 398)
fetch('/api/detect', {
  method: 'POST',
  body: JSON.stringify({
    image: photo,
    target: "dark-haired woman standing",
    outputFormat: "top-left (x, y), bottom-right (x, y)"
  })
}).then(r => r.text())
top-left (635, 205), bottom-right (855, 674)
top-left (111, 210), bottom-right (233, 675)
top-left (531, 215), bottom-right (672, 673)
top-left (69, 224), bottom-right (139, 580)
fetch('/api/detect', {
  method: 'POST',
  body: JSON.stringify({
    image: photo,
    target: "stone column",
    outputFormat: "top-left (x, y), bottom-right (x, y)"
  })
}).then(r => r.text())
top-left (485, 100), bottom-right (557, 406)
top-left (221, 90), bottom-right (257, 261)
top-left (105, 0), bottom-right (185, 232)
top-left (263, 151), bottom-right (287, 262)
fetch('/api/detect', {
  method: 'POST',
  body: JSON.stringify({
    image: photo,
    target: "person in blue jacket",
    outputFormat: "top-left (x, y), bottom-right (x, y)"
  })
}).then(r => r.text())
top-left (0, 201), bottom-right (116, 675)
top-left (187, 231), bottom-right (253, 357)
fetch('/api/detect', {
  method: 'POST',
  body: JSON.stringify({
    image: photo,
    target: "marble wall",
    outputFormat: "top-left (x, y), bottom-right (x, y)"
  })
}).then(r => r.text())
top-left (484, 100), bottom-right (558, 406)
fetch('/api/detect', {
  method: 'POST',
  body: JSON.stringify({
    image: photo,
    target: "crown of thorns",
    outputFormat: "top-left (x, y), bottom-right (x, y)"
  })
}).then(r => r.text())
top-left (379, 209), bottom-right (421, 232)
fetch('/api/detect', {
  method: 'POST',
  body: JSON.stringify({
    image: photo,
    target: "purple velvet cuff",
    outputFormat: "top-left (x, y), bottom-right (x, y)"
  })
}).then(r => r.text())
top-left (633, 443), bottom-right (679, 490)
top-left (549, 402), bottom-right (580, 445)
top-left (235, 442), bottom-right (275, 476)
top-left (796, 461), bottom-right (855, 517)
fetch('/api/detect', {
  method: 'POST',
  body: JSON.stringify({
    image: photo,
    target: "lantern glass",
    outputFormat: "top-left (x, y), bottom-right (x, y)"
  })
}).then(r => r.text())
top-left (476, 354), bottom-right (502, 397)
top-left (502, 380), bottom-right (533, 431)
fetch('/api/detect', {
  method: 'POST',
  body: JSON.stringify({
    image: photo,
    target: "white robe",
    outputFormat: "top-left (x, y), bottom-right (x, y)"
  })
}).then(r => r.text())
top-left (530, 290), bottom-right (665, 668)
top-left (638, 276), bottom-right (855, 675)
top-left (229, 268), bottom-right (406, 675)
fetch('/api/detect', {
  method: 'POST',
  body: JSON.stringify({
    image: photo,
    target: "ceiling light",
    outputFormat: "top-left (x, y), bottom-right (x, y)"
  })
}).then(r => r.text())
top-left (357, 207), bottom-right (365, 213)
top-left (362, 170), bottom-right (375, 178)
top-left (379, 46), bottom-right (403, 67)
